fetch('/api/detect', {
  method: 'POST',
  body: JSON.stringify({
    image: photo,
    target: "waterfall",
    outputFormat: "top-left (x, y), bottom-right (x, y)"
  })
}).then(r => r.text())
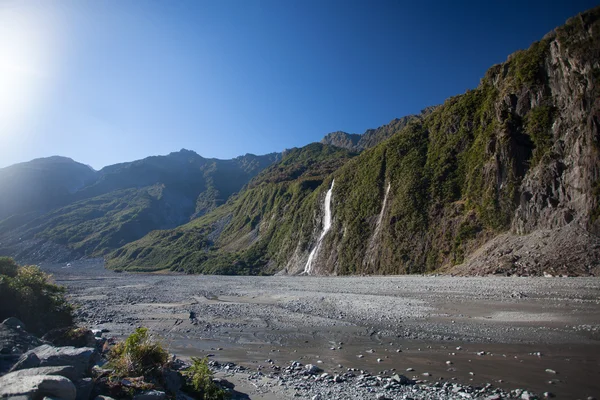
top-left (364, 182), bottom-right (391, 266)
top-left (374, 183), bottom-right (391, 237)
top-left (303, 179), bottom-right (335, 275)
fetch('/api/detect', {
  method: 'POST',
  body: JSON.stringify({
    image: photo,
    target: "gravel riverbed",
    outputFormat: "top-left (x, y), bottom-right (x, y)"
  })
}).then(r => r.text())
top-left (40, 259), bottom-right (600, 399)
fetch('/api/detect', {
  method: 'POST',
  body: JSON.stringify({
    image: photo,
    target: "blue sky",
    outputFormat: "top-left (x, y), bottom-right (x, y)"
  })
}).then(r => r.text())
top-left (0, 0), bottom-right (597, 169)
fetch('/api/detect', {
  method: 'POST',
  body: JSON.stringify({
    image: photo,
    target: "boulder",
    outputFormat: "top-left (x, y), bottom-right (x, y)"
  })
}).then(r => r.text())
top-left (2, 317), bottom-right (26, 330)
top-left (11, 344), bottom-right (98, 379)
top-left (3, 365), bottom-right (78, 382)
top-left (0, 319), bottom-right (45, 355)
top-left (162, 368), bottom-right (182, 393)
top-left (75, 377), bottom-right (94, 400)
top-left (9, 351), bottom-right (41, 372)
top-left (133, 390), bottom-right (166, 400)
top-left (0, 373), bottom-right (76, 400)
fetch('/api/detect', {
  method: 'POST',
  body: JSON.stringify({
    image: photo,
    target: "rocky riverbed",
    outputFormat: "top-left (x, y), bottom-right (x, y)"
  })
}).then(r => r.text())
top-left (40, 259), bottom-right (600, 399)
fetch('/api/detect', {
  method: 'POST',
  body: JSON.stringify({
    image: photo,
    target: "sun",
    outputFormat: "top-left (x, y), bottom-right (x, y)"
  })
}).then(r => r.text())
top-left (0, 2), bottom-right (59, 134)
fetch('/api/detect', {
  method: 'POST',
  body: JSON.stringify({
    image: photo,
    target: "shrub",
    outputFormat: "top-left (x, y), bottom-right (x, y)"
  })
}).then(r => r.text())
top-left (183, 357), bottom-right (229, 400)
top-left (108, 327), bottom-right (169, 377)
top-left (0, 258), bottom-right (73, 335)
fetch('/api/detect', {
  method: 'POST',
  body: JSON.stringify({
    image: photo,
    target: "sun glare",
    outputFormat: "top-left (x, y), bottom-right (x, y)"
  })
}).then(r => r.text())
top-left (0, 3), bottom-right (59, 135)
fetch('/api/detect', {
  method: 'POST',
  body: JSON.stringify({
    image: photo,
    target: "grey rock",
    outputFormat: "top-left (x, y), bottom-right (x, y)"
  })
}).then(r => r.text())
top-left (212, 377), bottom-right (234, 390)
top-left (2, 317), bottom-right (26, 330)
top-left (305, 364), bottom-right (322, 374)
top-left (75, 377), bottom-right (94, 400)
top-left (94, 396), bottom-right (116, 400)
top-left (9, 351), bottom-right (41, 372)
top-left (17, 344), bottom-right (98, 379)
top-left (0, 320), bottom-right (44, 355)
top-left (391, 374), bottom-right (412, 385)
top-left (133, 390), bottom-right (166, 400)
top-left (3, 365), bottom-right (78, 382)
top-left (0, 374), bottom-right (76, 400)
top-left (162, 368), bottom-right (182, 393)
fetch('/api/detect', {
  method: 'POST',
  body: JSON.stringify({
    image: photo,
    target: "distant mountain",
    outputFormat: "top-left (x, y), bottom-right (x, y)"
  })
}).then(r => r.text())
top-left (0, 150), bottom-right (280, 262)
top-left (108, 6), bottom-right (600, 277)
top-left (0, 156), bottom-right (97, 222)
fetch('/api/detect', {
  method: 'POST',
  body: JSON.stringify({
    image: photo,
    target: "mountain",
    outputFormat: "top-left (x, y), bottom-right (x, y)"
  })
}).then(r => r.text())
top-left (106, 143), bottom-right (356, 273)
top-left (0, 156), bottom-right (97, 222)
top-left (107, 7), bottom-right (600, 277)
top-left (321, 115), bottom-right (418, 152)
top-left (0, 150), bottom-right (280, 263)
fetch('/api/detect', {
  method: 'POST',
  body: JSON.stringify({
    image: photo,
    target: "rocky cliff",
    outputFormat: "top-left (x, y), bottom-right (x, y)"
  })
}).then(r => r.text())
top-left (107, 7), bottom-right (600, 276)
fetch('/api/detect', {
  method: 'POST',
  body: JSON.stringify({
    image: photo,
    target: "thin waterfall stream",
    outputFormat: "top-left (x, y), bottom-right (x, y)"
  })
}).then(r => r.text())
top-left (303, 179), bottom-right (335, 275)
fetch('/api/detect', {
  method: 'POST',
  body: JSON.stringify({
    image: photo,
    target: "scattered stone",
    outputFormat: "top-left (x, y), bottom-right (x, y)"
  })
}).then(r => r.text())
top-left (391, 374), bottom-right (412, 385)
top-left (305, 364), bottom-right (322, 374)
top-left (545, 369), bottom-right (557, 374)
top-left (133, 390), bottom-right (166, 400)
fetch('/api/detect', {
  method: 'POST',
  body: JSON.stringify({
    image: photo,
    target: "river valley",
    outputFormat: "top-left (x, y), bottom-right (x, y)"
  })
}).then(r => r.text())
top-left (41, 259), bottom-right (600, 399)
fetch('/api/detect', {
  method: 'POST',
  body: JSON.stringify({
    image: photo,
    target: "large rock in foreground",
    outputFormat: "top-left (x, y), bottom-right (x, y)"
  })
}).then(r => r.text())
top-left (0, 373), bottom-right (76, 400)
top-left (10, 344), bottom-right (98, 379)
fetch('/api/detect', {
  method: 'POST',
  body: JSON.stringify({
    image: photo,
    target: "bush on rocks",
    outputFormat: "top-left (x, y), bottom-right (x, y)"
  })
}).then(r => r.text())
top-left (108, 327), bottom-right (168, 378)
top-left (183, 357), bottom-right (229, 400)
top-left (0, 257), bottom-right (73, 335)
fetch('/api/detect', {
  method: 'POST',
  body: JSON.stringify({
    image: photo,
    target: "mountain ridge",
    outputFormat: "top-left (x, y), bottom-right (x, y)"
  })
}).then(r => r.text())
top-left (0, 149), bottom-right (280, 263)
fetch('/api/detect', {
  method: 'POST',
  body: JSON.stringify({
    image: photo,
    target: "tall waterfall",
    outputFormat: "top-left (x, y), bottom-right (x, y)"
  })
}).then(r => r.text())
top-left (303, 179), bottom-right (335, 275)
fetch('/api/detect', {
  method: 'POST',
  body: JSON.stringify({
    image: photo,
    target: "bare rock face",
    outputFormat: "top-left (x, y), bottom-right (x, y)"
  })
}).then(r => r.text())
top-left (512, 14), bottom-right (600, 235)
top-left (0, 373), bottom-right (76, 400)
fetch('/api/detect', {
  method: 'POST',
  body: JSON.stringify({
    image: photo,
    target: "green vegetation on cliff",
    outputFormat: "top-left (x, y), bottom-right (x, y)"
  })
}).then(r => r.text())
top-left (105, 6), bottom-right (600, 275)
top-left (107, 144), bottom-right (355, 273)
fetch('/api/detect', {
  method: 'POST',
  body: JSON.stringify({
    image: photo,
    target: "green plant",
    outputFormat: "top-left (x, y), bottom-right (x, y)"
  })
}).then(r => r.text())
top-left (183, 357), bottom-right (229, 400)
top-left (525, 106), bottom-right (557, 165)
top-left (108, 327), bottom-right (169, 377)
top-left (0, 258), bottom-right (73, 335)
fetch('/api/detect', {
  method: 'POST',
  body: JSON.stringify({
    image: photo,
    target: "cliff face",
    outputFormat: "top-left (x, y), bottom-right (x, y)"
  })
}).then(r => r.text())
top-left (512, 14), bottom-right (600, 235)
top-left (308, 8), bottom-right (600, 276)
top-left (107, 7), bottom-right (600, 276)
